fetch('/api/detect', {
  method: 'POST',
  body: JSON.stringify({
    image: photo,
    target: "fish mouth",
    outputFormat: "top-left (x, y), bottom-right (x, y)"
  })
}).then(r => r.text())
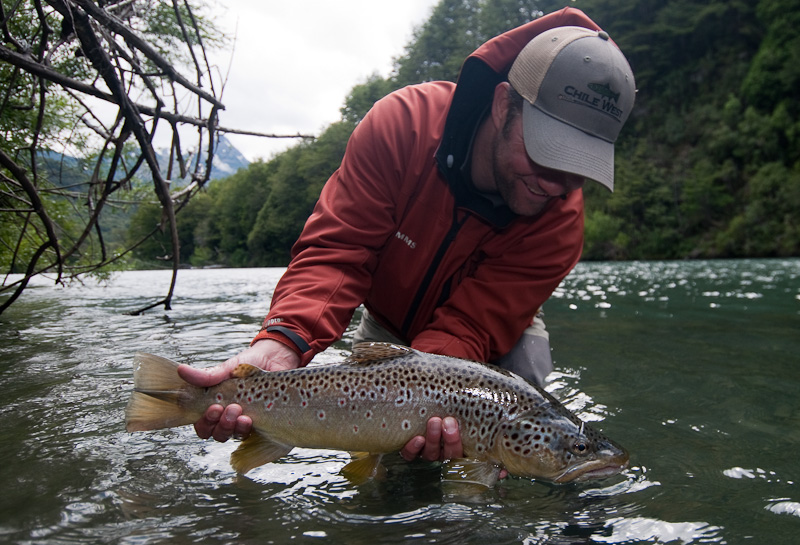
top-left (553, 457), bottom-right (630, 484)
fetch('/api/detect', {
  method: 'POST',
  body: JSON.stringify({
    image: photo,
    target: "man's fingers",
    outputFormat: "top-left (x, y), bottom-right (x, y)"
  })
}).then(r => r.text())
top-left (211, 404), bottom-right (242, 443)
top-left (421, 417), bottom-right (443, 461)
top-left (194, 404), bottom-right (223, 439)
top-left (440, 417), bottom-right (462, 460)
top-left (233, 414), bottom-right (253, 441)
top-left (400, 436), bottom-right (426, 461)
top-left (400, 417), bottom-right (463, 462)
top-left (178, 363), bottom-right (232, 388)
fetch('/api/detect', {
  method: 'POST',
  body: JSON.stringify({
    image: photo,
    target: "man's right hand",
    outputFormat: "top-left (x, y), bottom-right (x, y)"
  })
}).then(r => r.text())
top-left (178, 339), bottom-right (301, 442)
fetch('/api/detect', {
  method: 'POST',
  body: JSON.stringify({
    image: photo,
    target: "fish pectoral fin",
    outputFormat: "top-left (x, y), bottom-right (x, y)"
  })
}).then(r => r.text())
top-left (341, 452), bottom-right (386, 485)
top-left (230, 433), bottom-right (292, 475)
top-left (442, 458), bottom-right (502, 489)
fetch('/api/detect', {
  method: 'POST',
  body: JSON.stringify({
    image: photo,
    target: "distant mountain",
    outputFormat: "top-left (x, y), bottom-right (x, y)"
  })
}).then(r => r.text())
top-left (207, 135), bottom-right (250, 180)
top-left (37, 134), bottom-right (250, 188)
top-left (154, 134), bottom-right (250, 185)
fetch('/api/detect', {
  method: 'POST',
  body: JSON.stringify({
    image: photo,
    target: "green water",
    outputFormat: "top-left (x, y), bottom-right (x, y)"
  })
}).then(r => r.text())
top-left (0, 259), bottom-right (798, 544)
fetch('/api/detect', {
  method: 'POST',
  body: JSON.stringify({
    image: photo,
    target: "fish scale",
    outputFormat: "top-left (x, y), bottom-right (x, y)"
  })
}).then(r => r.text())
top-left (126, 342), bottom-right (629, 486)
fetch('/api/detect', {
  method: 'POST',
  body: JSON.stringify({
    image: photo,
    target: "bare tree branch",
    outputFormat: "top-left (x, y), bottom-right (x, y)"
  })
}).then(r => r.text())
top-left (0, 1), bottom-right (314, 316)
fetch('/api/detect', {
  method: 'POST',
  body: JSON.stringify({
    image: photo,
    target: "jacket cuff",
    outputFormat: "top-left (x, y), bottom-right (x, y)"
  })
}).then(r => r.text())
top-left (251, 326), bottom-right (311, 358)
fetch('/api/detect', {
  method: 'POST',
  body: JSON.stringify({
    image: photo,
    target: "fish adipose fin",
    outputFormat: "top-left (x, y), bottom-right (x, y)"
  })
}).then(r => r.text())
top-left (231, 363), bottom-right (266, 378)
top-left (441, 458), bottom-right (502, 494)
top-left (347, 342), bottom-right (413, 364)
top-left (125, 353), bottom-right (202, 432)
top-left (231, 433), bottom-right (293, 474)
top-left (341, 452), bottom-right (386, 485)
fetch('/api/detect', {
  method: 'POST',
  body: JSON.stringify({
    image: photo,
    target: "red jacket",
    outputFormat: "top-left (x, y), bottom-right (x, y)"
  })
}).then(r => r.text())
top-left (254, 8), bottom-right (602, 365)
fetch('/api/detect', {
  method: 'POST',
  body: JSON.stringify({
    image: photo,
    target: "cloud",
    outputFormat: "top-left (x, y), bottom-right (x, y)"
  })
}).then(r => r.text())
top-left (206, 0), bottom-right (438, 161)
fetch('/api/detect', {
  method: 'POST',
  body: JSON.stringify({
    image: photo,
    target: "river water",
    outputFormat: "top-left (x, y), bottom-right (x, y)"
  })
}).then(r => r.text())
top-left (0, 259), bottom-right (798, 544)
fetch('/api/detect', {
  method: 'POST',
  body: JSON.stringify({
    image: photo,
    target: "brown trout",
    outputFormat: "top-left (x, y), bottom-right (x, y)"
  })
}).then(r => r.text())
top-left (126, 343), bottom-right (628, 487)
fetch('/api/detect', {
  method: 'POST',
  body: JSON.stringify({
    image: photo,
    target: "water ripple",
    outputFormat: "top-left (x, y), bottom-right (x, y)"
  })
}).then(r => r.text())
top-left (2, 260), bottom-right (798, 543)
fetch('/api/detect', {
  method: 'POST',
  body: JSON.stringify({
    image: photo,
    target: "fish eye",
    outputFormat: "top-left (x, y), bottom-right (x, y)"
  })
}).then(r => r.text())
top-left (572, 441), bottom-right (588, 455)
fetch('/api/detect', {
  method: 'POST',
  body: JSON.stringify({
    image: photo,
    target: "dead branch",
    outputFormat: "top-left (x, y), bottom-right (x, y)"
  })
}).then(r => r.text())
top-left (0, 1), bottom-right (314, 316)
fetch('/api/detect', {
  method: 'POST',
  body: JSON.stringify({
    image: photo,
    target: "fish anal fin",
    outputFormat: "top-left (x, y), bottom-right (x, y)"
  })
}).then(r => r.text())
top-left (231, 364), bottom-right (265, 378)
top-left (341, 452), bottom-right (386, 485)
top-left (347, 343), bottom-right (413, 364)
top-left (230, 433), bottom-right (292, 474)
top-left (442, 458), bottom-right (502, 494)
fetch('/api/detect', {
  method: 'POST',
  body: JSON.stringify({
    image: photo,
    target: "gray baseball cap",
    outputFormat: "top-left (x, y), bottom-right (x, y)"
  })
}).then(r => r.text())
top-left (508, 26), bottom-right (636, 191)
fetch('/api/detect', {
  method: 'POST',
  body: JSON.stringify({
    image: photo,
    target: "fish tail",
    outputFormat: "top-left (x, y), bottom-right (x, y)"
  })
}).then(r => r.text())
top-left (125, 353), bottom-right (203, 432)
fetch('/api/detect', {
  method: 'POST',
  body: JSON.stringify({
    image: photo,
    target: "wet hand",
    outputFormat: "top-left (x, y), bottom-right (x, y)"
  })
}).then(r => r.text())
top-left (177, 339), bottom-right (301, 442)
top-left (399, 417), bottom-right (509, 479)
top-left (195, 403), bottom-right (253, 442)
top-left (400, 417), bottom-right (462, 462)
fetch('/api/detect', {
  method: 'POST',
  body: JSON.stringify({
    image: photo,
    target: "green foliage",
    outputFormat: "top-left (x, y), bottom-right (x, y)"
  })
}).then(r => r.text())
top-left (139, 0), bottom-right (227, 66)
top-left (152, 121), bottom-right (352, 268)
top-left (142, 0), bottom-right (800, 267)
top-left (577, 0), bottom-right (799, 258)
top-left (340, 74), bottom-right (393, 126)
top-left (246, 121), bottom-right (352, 265)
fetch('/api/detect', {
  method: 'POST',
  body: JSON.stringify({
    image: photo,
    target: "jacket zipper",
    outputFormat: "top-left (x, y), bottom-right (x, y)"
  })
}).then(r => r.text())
top-left (401, 206), bottom-right (468, 337)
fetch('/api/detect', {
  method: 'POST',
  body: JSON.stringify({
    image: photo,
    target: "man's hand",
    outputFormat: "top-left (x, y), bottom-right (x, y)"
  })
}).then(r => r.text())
top-left (178, 339), bottom-right (301, 442)
top-left (400, 417), bottom-right (462, 462)
top-left (399, 416), bottom-right (509, 479)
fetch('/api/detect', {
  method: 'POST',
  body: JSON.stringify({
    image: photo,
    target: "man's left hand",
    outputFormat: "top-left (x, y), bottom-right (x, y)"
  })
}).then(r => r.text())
top-left (400, 417), bottom-right (462, 461)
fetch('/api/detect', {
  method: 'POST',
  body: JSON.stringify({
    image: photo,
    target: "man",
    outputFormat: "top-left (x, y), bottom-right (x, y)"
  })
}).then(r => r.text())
top-left (179, 7), bottom-right (635, 464)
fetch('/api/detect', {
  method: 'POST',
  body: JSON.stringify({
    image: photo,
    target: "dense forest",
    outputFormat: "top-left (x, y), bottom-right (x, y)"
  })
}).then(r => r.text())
top-left (129, 0), bottom-right (799, 266)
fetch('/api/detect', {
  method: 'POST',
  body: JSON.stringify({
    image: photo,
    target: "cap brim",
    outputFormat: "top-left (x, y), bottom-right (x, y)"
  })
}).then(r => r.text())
top-left (521, 103), bottom-right (615, 191)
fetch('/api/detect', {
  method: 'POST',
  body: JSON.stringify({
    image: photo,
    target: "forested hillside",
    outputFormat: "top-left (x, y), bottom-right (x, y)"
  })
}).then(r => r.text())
top-left (135, 0), bottom-right (799, 267)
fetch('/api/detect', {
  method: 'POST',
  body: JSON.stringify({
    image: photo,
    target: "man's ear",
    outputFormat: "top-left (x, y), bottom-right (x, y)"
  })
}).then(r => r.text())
top-left (490, 82), bottom-right (513, 130)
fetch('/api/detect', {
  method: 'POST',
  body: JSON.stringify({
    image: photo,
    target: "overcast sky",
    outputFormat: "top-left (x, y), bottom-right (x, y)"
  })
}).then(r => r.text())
top-left (204, 0), bottom-right (440, 161)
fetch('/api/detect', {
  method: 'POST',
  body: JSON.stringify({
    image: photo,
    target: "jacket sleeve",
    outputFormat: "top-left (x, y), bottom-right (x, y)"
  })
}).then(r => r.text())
top-left (251, 90), bottom-right (420, 364)
top-left (410, 195), bottom-right (584, 362)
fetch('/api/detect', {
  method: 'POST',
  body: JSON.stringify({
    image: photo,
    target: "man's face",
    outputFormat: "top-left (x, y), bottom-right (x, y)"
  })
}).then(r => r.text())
top-left (491, 113), bottom-right (585, 217)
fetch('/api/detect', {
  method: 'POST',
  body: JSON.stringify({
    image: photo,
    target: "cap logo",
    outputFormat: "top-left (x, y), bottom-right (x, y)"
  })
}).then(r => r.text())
top-left (587, 82), bottom-right (620, 102)
top-left (561, 82), bottom-right (625, 121)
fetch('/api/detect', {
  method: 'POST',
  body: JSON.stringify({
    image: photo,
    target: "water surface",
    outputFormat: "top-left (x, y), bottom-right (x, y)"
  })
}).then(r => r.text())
top-left (0, 259), bottom-right (798, 543)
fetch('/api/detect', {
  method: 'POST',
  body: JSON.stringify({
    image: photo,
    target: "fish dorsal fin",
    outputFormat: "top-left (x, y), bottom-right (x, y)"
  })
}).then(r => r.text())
top-left (231, 363), bottom-right (266, 378)
top-left (347, 342), bottom-right (413, 364)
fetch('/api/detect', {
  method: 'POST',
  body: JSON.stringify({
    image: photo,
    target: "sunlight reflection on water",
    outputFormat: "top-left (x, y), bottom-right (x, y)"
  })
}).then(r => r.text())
top-left (1, 259), bottom-right (798, 543)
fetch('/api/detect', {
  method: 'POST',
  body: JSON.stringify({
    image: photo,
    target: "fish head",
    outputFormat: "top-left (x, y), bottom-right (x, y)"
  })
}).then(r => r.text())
top-left (492, 409), bottom-right (629, 484)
